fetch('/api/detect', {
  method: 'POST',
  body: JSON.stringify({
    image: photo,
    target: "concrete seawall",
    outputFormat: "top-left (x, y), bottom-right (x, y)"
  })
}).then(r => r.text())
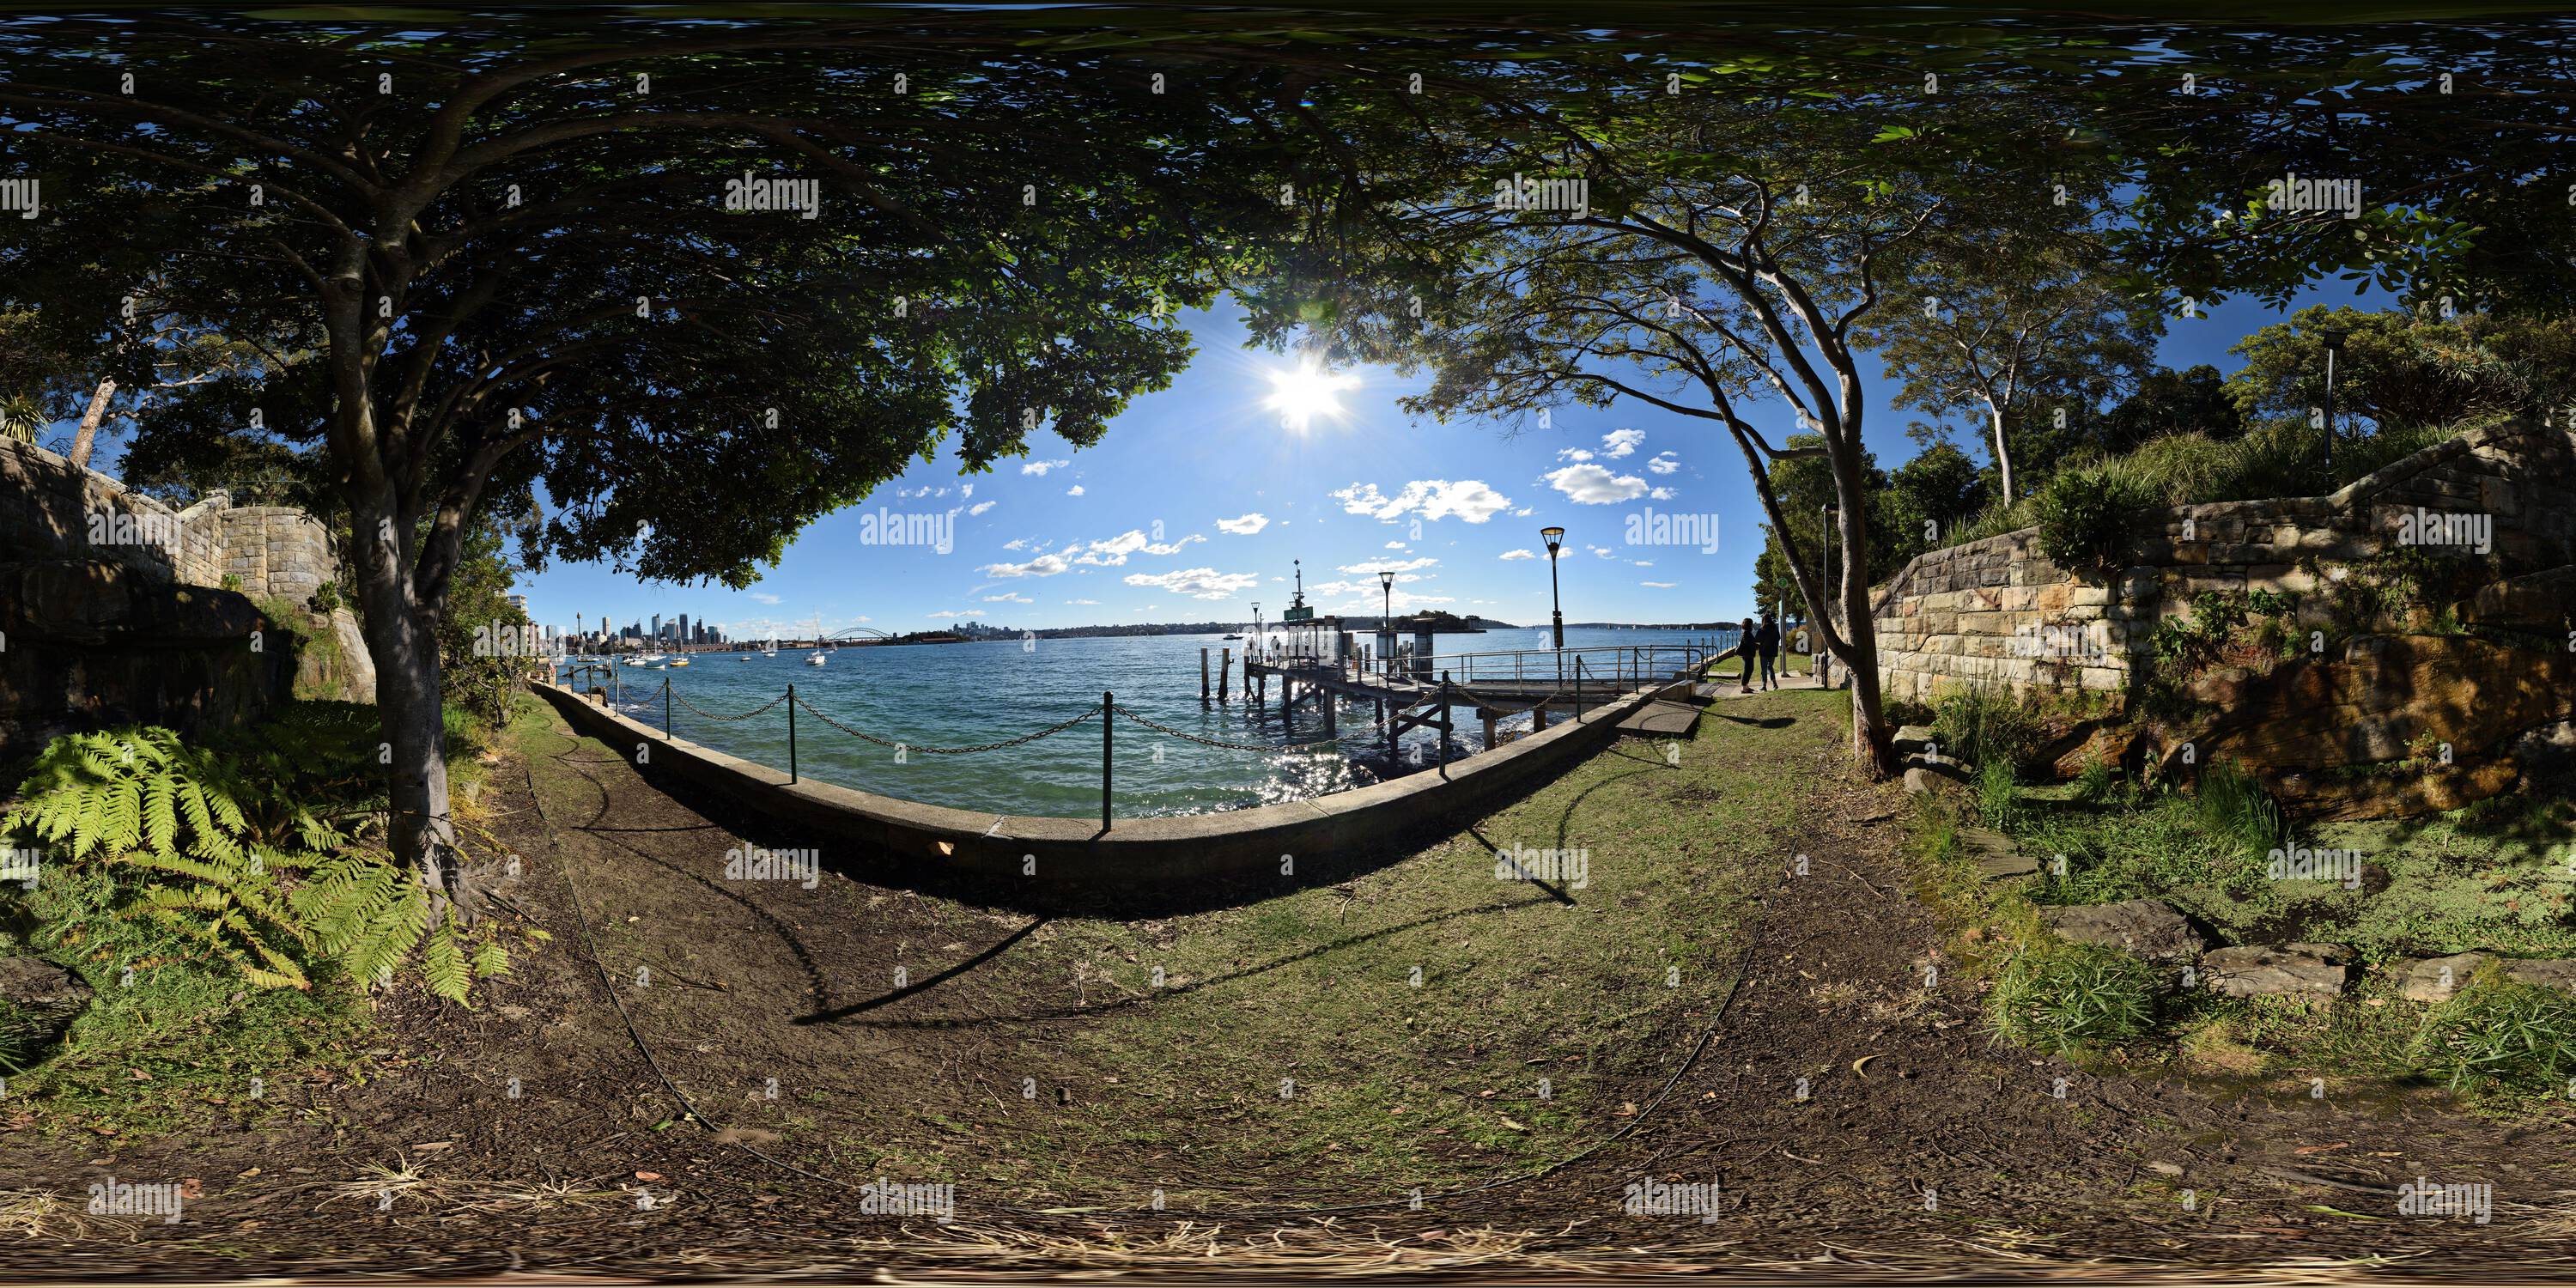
top-left (534, 680), bottom-right (1668, 886)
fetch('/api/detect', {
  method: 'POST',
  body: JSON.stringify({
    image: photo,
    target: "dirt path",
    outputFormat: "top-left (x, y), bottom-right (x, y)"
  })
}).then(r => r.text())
top-left (3, 695), bottom-right (2571, 1279)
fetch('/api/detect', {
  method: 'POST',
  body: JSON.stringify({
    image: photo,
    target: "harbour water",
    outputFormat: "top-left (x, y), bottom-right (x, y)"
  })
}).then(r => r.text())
top-left (593, 625), bottom-right (1744, 818)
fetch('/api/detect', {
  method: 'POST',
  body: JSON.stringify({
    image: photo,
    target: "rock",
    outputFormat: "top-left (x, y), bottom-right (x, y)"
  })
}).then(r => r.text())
top-left (1903, 767), bottom-right (1962, 797)
top-left (2148, 1161), bottom-right (2185, 1177)
top-left (2039, 900), bottom-right (2207, 963)
top-left (2500, 958), bottom-right (2576, 993)
top-left (2454, 565), bottom-right (2576, 631)
top-left (2174, 635), bottom-right (2576, 818)
top-left (1904, 752), bottom-right (1971, 782)
top-left (2203, 943), bottom-right (2352, 999)
top-left (1955, 827), bottom-right (2038, 878)
top-left (2397, 951), bottom-right (2494, 1003)
top-left (1893, 725), bottom-right (1936, 754)
top-left (0, 956), bottom-right (92, 1013)
top-left (2512, 720), bottom-right (2576, 782)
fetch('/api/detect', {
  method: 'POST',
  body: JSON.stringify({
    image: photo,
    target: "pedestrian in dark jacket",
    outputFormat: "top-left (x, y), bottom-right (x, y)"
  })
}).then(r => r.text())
top-left (1756, 611), bottom-right (1781, 690)
top-left (1736, 616), bottom-right (1758, 692)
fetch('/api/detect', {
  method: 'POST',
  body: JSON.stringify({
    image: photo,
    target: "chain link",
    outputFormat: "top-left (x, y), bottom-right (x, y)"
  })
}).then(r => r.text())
top-left (666, 688), bottom-right (791, 723)
top-left (791, 691), bottom-right (1097, 755)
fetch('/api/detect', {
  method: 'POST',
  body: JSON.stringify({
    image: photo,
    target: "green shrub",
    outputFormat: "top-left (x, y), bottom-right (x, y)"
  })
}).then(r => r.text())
top-left (1930, 686), bottom-right (2043, 775)
top-left (2032, 463), bottom-right (2158, 571)
top-left (2193, 758), bottom-right (2287, 860)
top-left (1987, 942), bottom-right (2162, 1056)
top-left (2409, 975), bottom-right (2576, 1093)
top-left (0, 720), bottom-right (512, 1005)
top-left (2074, 752), bottom-right (2119, 805)
top-left (1974, 756), bottom-right (2024, 831)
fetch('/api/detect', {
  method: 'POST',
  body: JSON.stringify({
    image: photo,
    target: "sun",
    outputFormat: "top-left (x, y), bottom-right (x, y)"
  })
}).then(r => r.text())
top-left (1262, 359), bottom-right (1358, 432)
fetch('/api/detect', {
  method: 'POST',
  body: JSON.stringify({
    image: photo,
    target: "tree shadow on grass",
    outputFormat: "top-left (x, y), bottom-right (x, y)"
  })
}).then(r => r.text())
top-left (797, 895), bottom-right (1555, 1029)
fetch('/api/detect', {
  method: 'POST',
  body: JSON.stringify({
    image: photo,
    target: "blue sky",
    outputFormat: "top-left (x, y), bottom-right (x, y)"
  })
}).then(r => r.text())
top-left (511, 281), bottom-right (2385, 640)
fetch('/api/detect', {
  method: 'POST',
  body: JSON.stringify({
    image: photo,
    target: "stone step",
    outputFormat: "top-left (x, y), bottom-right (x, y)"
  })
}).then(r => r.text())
top-left (2203, 942), bottom-right (2352, 998)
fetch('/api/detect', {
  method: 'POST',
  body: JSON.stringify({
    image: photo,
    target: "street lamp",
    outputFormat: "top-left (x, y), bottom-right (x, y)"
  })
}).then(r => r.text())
top-left (1378, 568), bottom-right (1395, 623)
top-left (1251, 601), bottom-right (1262, 659)
top-left (2318, 325), bottom-right (2348, 471)
top-left (1540, 526), bottom-right (1567, 648)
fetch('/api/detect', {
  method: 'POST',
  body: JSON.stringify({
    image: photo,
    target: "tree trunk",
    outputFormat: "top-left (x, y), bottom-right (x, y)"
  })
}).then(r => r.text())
top-left (1990, 405), bottom-right (2014, 505)
top-left (1832, 487), bottom-right (1899, 777)
top-left (348, 501), bottom-right (463, 923)
top-left (68, 377), bottom-right (115, 470)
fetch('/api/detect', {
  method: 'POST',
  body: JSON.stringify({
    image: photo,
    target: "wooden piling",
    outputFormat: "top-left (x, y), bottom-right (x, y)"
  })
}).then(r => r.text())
top-left (1480, 709), bottom-right (1497, 749)
top-left (1200, 647), bottom-right (1211, 705)
top-left (1219, 648), bottom-right (1230, 701)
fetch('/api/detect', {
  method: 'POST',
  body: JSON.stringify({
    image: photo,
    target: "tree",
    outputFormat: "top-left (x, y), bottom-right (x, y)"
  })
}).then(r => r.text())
top-left (1862, 232), bottom-right (2159, 506)
top-left (2, 16), bottom-right (1279, 917)
top-left (2094, 363), bottom-right (2240, 453)
top-left (1252, 67), bottom-right (2105, 775)
top-left (2224, 306), bottom-right (2553, 435)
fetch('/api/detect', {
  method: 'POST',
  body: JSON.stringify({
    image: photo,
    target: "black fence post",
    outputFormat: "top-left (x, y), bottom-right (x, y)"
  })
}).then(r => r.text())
top-left (1102, 690), bottom-right (1115, 832)
top-left (663, 677), bottom-right (672, 740)
top-left (787, 683), bottom-right (799, 784)
top-left (1438, 671), bottom-right (1453, 778)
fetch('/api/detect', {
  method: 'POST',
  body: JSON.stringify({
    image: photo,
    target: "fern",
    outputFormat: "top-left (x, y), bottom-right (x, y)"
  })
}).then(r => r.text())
top-left (3, 722), bottom-right (506, 1005)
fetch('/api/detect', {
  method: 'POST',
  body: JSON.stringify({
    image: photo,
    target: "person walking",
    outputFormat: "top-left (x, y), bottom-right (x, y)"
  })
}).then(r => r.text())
top-left (1735, 616), bottom-right (1758, 693)
top-left (1756, 611), bottom-right (1781, 690)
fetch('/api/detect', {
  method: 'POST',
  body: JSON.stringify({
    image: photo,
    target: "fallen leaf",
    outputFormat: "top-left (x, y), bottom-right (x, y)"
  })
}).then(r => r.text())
top-left (635, 1170), bottom-right (665, 1182)
top-left (1498, 1115), bottom-right (1528, 1132)
top-left (1851, 1054), bottom-right (1881, 1078)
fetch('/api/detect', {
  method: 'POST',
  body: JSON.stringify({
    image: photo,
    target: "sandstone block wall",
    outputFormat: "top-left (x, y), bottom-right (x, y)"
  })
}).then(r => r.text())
top-left (1868, 419), bottom-right (2576, 708)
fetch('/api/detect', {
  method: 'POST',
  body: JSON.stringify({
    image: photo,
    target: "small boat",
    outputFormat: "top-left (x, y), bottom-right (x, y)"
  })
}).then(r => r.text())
top-left (805, 650), bottom-right (827, 666)
top-left (1222, 633), bottom-right (1243, 641)
top-left (668, 657), bottom-right (690, 667)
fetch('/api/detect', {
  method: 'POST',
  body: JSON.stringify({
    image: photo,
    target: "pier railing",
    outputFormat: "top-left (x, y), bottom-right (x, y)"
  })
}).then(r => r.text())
top-left (1249, 641), bottom-right (1731, 689)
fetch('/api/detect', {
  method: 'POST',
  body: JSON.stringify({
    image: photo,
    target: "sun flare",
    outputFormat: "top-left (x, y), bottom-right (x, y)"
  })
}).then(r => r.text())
top-left (1262, 359), bottom-right (1358, 432)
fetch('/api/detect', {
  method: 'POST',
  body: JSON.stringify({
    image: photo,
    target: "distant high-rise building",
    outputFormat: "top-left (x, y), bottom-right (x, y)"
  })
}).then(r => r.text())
top-left (505, 592), bottom-right (527, 614)
top-left (678, 613), bottom-right (690, 645)
top-left (651, 612), bottom-right (661, 640)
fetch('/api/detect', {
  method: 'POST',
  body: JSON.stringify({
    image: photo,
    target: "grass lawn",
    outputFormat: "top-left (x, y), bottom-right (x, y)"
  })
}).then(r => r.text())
top-left (805, 690), bottom-right (1844, 1208)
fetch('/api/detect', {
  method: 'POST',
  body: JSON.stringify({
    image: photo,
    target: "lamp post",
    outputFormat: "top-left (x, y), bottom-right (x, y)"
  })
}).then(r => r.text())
top-left (1820, 502), bottom-right (1838, 688)
top-left (1540, 526), bottom-right (1566, 649)
top-left (1251, 601), bottom-right (1262, 660)
top-left (2319, 325), bottom-right (2347, 471)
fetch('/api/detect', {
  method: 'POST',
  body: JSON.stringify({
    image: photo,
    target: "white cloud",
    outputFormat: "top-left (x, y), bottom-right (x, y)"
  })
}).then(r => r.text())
top-left (926, 610), bottom-right (987, 618)
top-left (1339, 556), bottom-right (1438, 574)
top-left (1545, 464), bottom-right (1649, 505)
top-left (1633, 560), bottom-right (1654, 567)
top-left (750, 592), bottom-right (781, 605)
top-left (1647, 452), bottom-right (1681, 476)
top-left (1589, 544), bottom-right (1616, 559)
top-left (1649, 487), bottom-right (1678, 501)
top-left (1557, 447), bottom-right (1594, 463)
top-left (1072, 530), bottom-right (1205, 567)
top-left (968, 501), bottom-right (997, 517)
top-left (1641, 580), bottom-right (1677, 589)
top-left (1512, 507), bottom-right (1534, 518)
top-left (1021, 459), bottom-right (1071, 476)
top-left (1001, 538), bottom-right (1029, 551)
top-left (963, 482), bottom-right (975, 497)
top-left (983, 592), bottom-right (1033, 604)
top-left (1066, 484), bottom-right (1085, 496)
top-left (1601, 428), bottom-right (1646, 459)
top-left (1383, 540), bottom-right (1407, 550)
top-left (1329, 479), bottom-right (1512, 524)
top-left (980, 553), bottom-right (1071, 579)
top-left (1122, 568), bottom-right (1261, 599)
top-left (1216, 512), bottom-right (1271, 535)
top-left (1498, 549), bottom-right (1537, 561)
top-left (1066, 598), bottom-right (1100, 605)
